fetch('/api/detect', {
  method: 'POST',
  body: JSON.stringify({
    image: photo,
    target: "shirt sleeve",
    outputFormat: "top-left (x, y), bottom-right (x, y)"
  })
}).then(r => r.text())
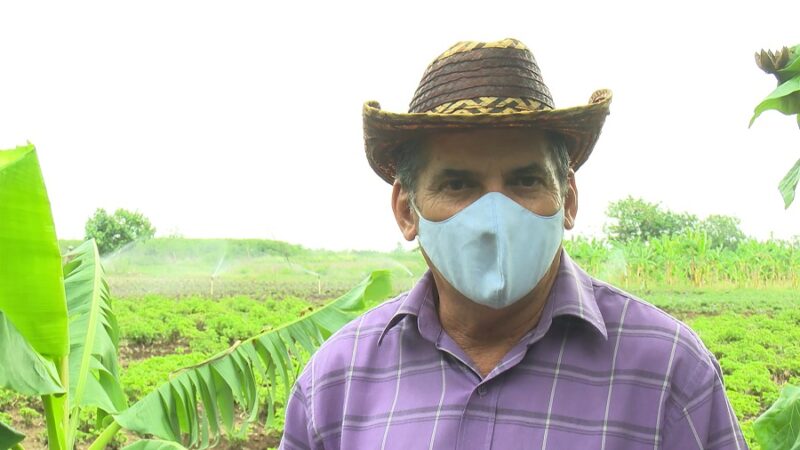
top-left (660, 352), bottom-right (748, 450)
top-left (279, 380), bottom-right (318, 450)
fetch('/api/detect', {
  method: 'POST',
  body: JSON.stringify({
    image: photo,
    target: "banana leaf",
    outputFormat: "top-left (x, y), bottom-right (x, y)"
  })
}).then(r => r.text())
top-left (779, 157), bottom-right (800, 208)
top-left (0, 420), bottom-right (25, 450)
top-left (116, 270), bottom-right (392, 449)
top-left (63, 240), bottom-right (126, 448)
top-left (750, 75), bottom-right (800, 127)
top-left (0, 143), bottom-right (68, 357)
top-left (0, 310), bottom-right (63, 395)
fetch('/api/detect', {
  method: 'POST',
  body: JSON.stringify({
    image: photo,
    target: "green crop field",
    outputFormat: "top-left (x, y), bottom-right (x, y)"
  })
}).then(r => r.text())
top-left (2, 237), bottom-right (799, 449)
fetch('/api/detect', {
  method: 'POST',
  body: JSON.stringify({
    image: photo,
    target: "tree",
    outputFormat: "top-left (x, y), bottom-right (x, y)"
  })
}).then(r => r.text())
top-left (85, 208), bottom-right (155, 255)
top-left (698, 214), bottom-right (746, 250)
top-left (604, 197), bottom-right (697, 243)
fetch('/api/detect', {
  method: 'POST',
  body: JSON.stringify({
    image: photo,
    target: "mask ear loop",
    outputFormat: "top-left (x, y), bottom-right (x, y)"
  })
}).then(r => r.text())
top-left (408, 197), bottom-right (426, 249)
top-left (408, 196), bottom-right (423, 220)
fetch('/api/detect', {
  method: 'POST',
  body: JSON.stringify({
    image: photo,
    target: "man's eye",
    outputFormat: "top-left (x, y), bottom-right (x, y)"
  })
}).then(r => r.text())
top-left (513, 176), bottom-right (541, 187)
top-left (444, 179), bottom-right (468, 191)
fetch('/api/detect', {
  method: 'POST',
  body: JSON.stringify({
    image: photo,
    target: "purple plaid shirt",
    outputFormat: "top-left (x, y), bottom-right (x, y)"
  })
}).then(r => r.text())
top-left (281, 251), bottom-right (747, 449)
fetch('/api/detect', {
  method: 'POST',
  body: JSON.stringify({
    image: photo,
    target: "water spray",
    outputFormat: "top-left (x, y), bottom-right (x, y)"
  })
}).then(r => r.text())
top-left (100, 239), bottom-right (143, 268)
top-left (385, 258), bottom-right (416, 290)
top-left (210, 254), bottom-right (226, 298)
top-left (288, 262), bottom-right (322, 294)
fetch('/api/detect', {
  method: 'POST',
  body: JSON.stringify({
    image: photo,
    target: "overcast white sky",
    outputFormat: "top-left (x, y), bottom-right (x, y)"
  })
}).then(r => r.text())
top-left (2, 1), bottom-right (799, 251)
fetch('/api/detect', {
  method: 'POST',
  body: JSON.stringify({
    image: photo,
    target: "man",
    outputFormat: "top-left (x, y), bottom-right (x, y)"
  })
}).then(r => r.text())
top-left (280, 38), bottom-right (746, 449)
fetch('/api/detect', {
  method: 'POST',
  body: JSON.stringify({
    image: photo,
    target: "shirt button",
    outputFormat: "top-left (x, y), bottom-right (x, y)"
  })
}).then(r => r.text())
top-left (477, 385), bottom-right (488, 397)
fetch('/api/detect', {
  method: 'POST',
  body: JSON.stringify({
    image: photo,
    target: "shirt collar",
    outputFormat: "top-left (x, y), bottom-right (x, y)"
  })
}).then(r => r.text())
top-left (377, 249), bottom-right (608, 347)
top-left (542, 250), bottom-right (608, 341)
top-left (377, 270), bottom-right (436, 346)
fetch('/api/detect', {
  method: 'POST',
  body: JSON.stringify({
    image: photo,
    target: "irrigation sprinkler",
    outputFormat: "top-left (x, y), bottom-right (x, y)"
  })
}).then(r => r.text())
top-left (210, 254), bottom-right (226, 298)
top-left (287, 262), bottom-right (322, 294)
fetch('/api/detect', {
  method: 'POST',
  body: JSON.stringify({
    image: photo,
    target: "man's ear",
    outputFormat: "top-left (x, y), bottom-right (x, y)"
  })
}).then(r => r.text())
top-left (563, 169), bottom-right (578, 230)
top-left (392, 181), bottom-right (418, 241)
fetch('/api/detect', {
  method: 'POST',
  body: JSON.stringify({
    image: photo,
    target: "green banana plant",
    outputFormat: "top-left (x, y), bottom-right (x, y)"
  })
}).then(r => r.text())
top-left (1, 143), bottom-right (71, 450)
top-left (751, 46), bottom-right (800, 450)
top-left (0, 143), bottom-right (393, 450)
top-left (751, 44), bottom-right (800, 208)
top-left (1, 144), bottom-right (129, 450)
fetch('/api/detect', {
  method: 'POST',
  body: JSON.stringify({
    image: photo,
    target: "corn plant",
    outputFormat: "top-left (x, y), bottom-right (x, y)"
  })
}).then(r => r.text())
top-left (0, 143), bottom-right (393, 449)
top-left (565, 233), bottom-right (800, 289)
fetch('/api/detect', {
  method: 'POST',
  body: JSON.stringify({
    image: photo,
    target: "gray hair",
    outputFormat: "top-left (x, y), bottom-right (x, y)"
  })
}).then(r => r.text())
top-left (548, 132), bottom-right (570, 196)
top-left (394, 131), bottom-right (571, 206)
top-left (394, 138), bottom-right (428, 207)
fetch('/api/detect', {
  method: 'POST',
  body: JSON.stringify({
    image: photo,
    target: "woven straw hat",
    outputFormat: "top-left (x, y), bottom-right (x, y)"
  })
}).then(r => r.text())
top-left (363, 38), bottom-right (612, 184)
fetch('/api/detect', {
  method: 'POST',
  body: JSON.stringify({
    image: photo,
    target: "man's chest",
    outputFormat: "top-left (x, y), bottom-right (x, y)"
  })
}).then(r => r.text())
top-left (315, 346), bottom-right (667, 450)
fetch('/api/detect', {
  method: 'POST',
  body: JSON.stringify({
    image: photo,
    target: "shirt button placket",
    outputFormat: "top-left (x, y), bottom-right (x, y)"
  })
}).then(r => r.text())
top-left (457, 382), bottom-right (494, 449)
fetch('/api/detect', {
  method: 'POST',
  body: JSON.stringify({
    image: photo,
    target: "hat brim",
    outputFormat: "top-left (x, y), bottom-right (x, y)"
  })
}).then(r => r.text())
top-left (364, 89), bottom-right (612, 184)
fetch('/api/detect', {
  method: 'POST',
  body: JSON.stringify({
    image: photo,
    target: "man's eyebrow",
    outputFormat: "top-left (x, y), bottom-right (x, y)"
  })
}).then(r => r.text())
top-left (507, 163), bottom-right (549, 177)
top-left (435, 168), bottom-right (479, 178)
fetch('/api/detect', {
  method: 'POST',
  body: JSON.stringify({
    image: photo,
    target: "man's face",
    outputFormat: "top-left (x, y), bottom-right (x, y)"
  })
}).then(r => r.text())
top-left (390, 127), bottom-right (579, 305)
top-left (407, 128), bottom-right (577, 229)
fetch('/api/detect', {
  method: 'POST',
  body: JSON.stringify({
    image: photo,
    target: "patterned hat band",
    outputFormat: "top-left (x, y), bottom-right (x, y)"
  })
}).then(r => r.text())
top-left (429, 97), bottom-right (546, 115)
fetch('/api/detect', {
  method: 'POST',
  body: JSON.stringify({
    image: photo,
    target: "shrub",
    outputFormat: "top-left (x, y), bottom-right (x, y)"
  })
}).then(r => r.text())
top-left (84, 208), bottom-right (155, 255)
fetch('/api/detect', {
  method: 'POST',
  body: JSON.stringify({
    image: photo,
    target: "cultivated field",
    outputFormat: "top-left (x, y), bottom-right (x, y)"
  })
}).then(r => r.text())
top-left (2, 237), bottom-right (798, 449)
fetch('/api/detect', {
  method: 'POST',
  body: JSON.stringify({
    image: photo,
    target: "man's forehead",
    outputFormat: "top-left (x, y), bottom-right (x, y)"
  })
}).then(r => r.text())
top-left (420, 128), bottom-right (555, 167)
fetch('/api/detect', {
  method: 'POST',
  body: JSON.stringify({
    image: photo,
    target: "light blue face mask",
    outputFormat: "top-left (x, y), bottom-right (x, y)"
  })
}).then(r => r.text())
top-left (413, 192), bottom-right (564, 309)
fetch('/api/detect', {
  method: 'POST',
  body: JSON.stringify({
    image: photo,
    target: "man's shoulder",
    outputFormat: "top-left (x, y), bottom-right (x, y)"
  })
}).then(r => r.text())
top-left (588, 277), bottom-right (720, 382)
top-left (562, 254), bottom-right (711, 362)
top-left (328, 292), bottom-right (409, 347)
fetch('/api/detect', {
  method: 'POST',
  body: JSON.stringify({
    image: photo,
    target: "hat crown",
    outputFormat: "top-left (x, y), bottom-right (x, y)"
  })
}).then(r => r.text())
top-left (408, 38), bottom-right (555, 115)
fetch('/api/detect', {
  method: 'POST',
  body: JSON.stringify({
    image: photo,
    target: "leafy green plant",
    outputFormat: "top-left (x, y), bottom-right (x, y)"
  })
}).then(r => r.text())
top-left (751, 44), bottom-right (800, 208)
top-left (0, 143), bottom-right (393, 449)
top-left (753, 385), bottom-right (800, 450)
top-left (85, 208), bottom-right (155, 255)
top-left (16, 408), bottom-right (37, 428)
